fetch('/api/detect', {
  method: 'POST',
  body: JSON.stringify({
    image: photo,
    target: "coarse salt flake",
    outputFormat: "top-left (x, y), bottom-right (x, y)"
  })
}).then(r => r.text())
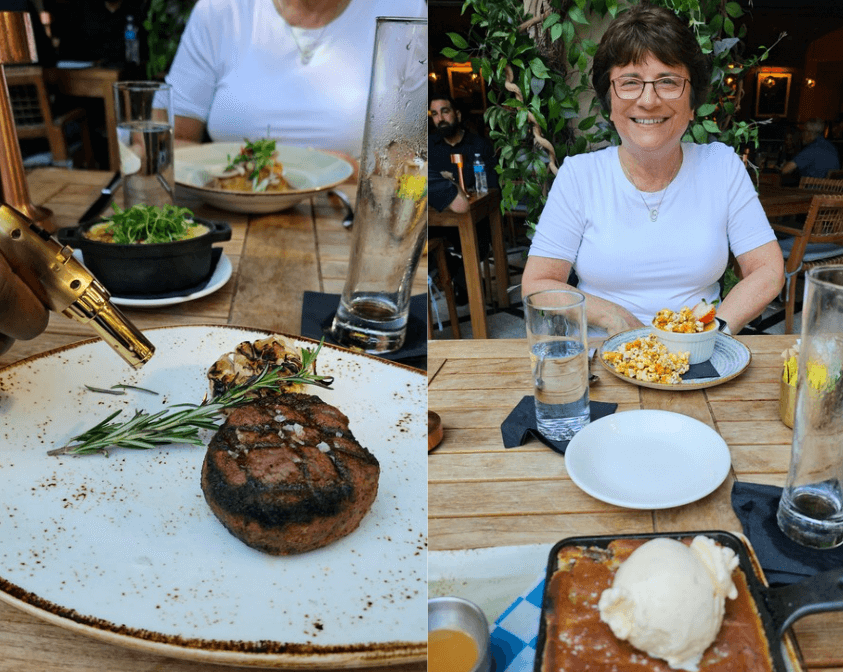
top-left (316, 441), bottom-right (331, 453)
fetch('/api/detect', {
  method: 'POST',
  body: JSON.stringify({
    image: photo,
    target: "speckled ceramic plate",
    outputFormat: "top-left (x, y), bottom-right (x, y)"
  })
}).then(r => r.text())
top-left (598, 327), bottom-right (752, 391)
top-left (0, 326), bottom-right (426, 668)
top-left (175, 143), bottom-right (354, 214)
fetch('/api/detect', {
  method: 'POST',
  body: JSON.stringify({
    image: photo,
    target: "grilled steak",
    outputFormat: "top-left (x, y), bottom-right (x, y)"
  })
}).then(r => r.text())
top-left (201, 393), bottom-right (379, 555)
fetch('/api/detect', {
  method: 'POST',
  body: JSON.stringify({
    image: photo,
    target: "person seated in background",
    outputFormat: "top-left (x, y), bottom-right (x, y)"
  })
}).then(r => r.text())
top-left (780, 118), bottom-right (840, 180)
top-left (0, 256), bottom-right (49, 356)
top-left (429, 93), bottom-right (498, 194)
top-left (428, 92), bottom-right (498, 305)
top-left (521, 4), bottom-right (784, 336)
top-left (165, 0), bottom-right (426, 159)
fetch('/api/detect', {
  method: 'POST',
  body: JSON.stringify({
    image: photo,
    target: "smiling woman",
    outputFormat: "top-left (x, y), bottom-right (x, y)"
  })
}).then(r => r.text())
top-left (520, 4), bottom-right (785, 337)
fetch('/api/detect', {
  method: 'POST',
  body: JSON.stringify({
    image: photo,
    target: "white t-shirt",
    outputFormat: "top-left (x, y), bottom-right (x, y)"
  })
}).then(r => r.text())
top-left (165, 0), bottom-right (427, 158)
top-left (529, 142), bottom-right (776, 324)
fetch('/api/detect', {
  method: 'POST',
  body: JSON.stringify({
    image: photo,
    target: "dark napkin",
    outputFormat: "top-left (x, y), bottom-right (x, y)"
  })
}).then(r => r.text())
top-left (683, 359), bottom-right (720, 380)
top-left (731, 481), bottom-right (843, 586)
top-left (300, 291), bottom-right (427, 366)
top-left (111, 248), bottom-right (223, 300)
top-left (501, 395), bottom-right (618, 455)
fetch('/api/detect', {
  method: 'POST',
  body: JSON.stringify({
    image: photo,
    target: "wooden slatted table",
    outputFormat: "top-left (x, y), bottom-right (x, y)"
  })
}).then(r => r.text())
top-left (428, 336), bottom-right (843, 672)
top-left (0, 166), bottom-right (426, 672)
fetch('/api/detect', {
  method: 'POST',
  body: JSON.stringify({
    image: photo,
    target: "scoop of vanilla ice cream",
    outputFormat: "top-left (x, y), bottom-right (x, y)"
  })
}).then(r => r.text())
top-left (597, 536), bottom-right (739, 671)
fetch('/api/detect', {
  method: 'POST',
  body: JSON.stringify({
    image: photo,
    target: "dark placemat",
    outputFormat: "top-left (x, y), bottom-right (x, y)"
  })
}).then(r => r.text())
top-left (731, 481), bottom-right (843, 586)
top-left (111, 248), bottom-right (223, 300)
top-left (684, 359), bottom-right (719, 379)
top-left (501, 395), bottom-right (618, 455)
top-left (300, 291), bottom-right (427, 367)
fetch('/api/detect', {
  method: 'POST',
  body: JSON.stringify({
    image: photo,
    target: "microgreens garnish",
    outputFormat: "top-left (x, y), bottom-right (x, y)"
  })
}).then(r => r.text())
top-left (225, 138), bottom-right (278, 191)
top-left (50, 342), bottom-right (333, 457)
top-left (103, 203), bottom-right (198, 244)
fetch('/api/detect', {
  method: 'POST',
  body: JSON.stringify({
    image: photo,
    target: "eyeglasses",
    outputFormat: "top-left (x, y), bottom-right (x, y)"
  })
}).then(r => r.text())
top-left (611, 76), bottom-right (689, 100)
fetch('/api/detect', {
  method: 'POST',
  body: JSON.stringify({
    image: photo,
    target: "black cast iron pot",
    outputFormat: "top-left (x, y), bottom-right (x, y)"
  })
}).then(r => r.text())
top-left (57, 217), bottom-right (232, 296)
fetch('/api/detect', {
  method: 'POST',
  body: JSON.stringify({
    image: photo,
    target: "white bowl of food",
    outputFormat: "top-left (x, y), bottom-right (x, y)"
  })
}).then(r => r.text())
top-left (651, 303), bottom-right (720, 365)
top-left (175, 140), bottom-right (355, 214)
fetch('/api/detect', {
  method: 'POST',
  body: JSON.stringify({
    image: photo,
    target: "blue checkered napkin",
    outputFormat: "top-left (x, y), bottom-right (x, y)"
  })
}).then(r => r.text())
top-left (489, 574), bottom-right (545, 672)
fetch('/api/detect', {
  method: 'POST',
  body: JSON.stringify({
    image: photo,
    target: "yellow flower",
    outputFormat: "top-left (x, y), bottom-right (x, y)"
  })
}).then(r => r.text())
top-left (397, 174), bottom-right (427, 200)
top-left (806, 361), bottom-right (828, 391)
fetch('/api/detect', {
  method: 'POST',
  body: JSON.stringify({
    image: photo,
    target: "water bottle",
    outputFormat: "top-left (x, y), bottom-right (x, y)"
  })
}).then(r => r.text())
top-left (125, 15), bottom-right (140, 65)
top-left (473, 153), bottom-right (488, 194)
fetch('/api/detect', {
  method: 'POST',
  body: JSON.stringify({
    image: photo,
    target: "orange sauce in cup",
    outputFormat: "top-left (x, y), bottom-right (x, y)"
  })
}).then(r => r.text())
top-left (428, 628), bottom-right (478, 672)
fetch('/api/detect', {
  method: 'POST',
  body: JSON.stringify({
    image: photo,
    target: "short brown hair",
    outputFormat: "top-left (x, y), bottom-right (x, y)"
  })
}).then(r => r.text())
top-left (592, 4), bottom-right (712, 117)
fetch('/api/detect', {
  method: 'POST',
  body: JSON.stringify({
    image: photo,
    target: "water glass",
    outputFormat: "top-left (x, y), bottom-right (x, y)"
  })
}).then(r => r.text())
top-left (329, 17), bottom-right (427, 354)
top-left (113, 81), bottom-right (174, 209)
top-left (777, 266), bottom-right (843, 549)
top-left (524, 289), bottom-right (590, 440)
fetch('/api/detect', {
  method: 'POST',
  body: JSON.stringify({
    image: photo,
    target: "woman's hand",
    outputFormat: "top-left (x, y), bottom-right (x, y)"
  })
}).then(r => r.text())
top-left (602, 306), bottom-right (645, 336)
top-left (0, 254), bottom-right (49, 355)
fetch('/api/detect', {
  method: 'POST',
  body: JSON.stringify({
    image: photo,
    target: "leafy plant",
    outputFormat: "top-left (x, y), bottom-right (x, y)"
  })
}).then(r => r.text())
top-left (445, 0), bottom-right (783, 234)
top-left (144, 0), bottom-right (196, 80)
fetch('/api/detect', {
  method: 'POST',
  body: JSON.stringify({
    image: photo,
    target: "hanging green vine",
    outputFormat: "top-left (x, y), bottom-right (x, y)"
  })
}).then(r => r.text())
top-left (444, 0), bottom-right (784, 233)
top-left (144, 0), bottom-right (196, 80)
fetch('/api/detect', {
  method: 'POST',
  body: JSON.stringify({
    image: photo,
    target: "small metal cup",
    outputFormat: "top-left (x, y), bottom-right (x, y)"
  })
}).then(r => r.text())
top-left (428, 596), bottom-right (492, 672)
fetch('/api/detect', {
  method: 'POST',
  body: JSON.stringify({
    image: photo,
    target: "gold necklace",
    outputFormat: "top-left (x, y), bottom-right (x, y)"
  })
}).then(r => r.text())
top-left (620, 151), bottom-right (683, 222)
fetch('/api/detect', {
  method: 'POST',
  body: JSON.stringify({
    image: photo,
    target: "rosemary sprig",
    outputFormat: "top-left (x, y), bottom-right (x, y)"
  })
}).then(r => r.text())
top-left (49, 342), bottom-right (333, 458)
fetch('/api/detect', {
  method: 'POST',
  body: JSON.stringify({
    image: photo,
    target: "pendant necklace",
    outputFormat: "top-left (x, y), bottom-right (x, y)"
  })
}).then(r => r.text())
top-left (621, 151), bottom-right (683, 222)
top-left (287, 24), bottom-right (328, 65)
top-left (273, 0), bottom-right (333, 65)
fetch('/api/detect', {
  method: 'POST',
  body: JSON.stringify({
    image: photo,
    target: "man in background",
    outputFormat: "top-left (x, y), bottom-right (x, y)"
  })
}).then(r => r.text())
top-left (428, 93), bottom-right (499, 304)
top-left (429, 93), bottom-right (498, 195)
top-left (781, 118), bottom-right (840, 180)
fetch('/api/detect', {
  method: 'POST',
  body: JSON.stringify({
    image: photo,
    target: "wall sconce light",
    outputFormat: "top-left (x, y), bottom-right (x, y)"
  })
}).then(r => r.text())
top-left (805, 78), bottom-right (816, 88)
top-left (763, 76), bottom-right (777, 88)
top-left (429, 72), bottom-right (438, 81)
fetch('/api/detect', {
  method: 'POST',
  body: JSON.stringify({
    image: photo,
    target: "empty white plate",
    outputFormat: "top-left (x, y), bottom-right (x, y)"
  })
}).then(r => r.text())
top-left (565, 410), bottom-right (731, 509)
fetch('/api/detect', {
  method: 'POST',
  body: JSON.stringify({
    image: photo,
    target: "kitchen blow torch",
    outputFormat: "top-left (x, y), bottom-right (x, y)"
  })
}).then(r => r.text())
top-left (0, 204), bottom-right (154, 369)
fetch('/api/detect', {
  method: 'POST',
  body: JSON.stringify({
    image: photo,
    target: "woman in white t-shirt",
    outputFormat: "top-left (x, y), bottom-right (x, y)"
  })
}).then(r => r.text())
top-left (522, 4), bottom-right (784, 336)
top-left (166, 0), bottom-right (427, 159)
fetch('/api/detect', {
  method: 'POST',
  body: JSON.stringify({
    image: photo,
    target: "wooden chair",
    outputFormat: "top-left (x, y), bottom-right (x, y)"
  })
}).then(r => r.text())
top-left (427, 237), bottom-right (461, 339)
top-left (772, 194), bottom-right (843, 333)
top-left (799, 176), bottom-right (843, 193)
top-left (826, 169), bottom-right (843, 180)
top-left (4, 65), bottom-right (93, 168)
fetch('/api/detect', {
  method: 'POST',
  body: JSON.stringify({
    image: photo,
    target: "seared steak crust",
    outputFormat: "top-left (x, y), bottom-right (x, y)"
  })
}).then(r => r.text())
top-left (201, 393), bottom-right (379, 555)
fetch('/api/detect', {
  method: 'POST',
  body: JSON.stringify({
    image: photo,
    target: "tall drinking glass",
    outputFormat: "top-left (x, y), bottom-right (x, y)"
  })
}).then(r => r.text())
top-left (113, 81), bottom-right (174, 209)
top-left (329, 17), bottom-right (427, 354)
top-left (777, 266), bottom-right (843, 548)
top-left (525, 289), bottom-right (590, 440)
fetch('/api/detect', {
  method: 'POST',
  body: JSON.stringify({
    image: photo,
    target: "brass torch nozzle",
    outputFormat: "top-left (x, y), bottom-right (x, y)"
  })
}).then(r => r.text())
top-left (0, 205), bottom-right (154, 369)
